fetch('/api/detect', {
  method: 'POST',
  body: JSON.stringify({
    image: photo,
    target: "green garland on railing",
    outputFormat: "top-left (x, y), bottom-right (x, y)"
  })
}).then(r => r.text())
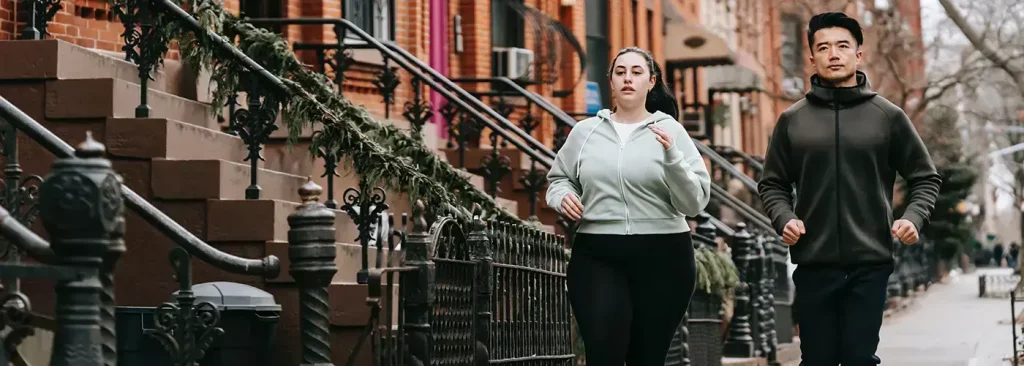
top-left (149, 0), bottom-right (521, 222)
top-left (132, 0), bottom-right (739, 291)
top-left (696, 246), bottom-right (739, 297)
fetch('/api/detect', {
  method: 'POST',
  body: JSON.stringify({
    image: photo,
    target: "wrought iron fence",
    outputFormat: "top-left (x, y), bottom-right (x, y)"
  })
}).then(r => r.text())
top-left (350, 201), bottom-right (574, 366)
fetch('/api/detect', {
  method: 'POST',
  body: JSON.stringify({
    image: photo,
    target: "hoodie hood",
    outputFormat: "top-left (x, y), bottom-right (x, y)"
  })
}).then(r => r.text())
top-left (595, 109), bottom-right (675, 126)
top-left (806, 70), bottom-right (878, 109)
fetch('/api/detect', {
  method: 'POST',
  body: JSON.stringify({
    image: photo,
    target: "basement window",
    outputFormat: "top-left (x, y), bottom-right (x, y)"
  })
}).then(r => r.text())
top-left (344, 0), bottom-right (393, 42)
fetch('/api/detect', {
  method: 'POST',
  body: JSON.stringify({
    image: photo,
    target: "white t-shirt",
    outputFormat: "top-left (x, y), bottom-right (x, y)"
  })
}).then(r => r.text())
top-left (610, 121), bottom-right (644, 146)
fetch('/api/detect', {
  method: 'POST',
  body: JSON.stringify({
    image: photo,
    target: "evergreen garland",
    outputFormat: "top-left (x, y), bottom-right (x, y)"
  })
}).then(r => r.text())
top-left (127, 0), bottom-right (739, 294)
top-left (695, 245), bottom-right (740, 296)
top-left (149, 0), bottom-right (521, 222)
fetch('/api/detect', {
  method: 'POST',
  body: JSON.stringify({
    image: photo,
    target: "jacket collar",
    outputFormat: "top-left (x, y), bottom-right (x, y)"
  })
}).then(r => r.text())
top-left (805, 70), bottom-right (878, 108)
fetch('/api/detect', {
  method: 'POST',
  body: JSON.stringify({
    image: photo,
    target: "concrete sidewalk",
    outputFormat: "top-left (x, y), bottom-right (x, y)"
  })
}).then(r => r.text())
top-left (876, 268), bottom-right (1017, 366)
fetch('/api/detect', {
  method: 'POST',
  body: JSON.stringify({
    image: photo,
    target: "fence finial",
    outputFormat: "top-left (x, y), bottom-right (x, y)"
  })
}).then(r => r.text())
top-left (412, 199), bottom-right (427, 232)
top-left (299, 177), bottom-right (322, 205)
top-left (77, 131), bottom-right (106, 158)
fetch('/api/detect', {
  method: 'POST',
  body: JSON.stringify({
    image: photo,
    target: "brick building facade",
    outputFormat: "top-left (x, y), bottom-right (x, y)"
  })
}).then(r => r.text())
top-left (0, 0), bottom-right (674, 149)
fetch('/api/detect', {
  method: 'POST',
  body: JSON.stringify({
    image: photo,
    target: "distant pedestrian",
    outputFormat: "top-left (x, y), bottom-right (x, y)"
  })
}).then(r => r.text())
top-left (546, 46), bottom-right (711, 366)
top-left (757, 12), bottom-right (942, 366)
top-left (993, 243), bottom-right (1005, 267)
top-left (1009, 242), bottom-right (1019, 269)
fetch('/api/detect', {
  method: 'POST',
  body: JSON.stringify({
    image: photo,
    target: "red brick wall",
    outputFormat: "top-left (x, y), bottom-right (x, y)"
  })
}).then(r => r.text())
top-left (1, 1), bottom-right (123, 51)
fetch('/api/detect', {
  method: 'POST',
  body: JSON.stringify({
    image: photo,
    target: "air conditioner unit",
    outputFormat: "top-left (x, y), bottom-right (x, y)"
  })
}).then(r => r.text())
top-left (782, 77), bottom-right (805, 97)
top-left (492, 47), bottom-right (535, 80)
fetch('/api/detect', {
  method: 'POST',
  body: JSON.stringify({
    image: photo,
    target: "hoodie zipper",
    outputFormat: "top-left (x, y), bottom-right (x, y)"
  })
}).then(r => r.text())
top-left (615, 120), bottom-right (653, 235)
top-left (833, 92), bottom-right (846, 267)
top-left (618, 125), bottom-right (638, 234)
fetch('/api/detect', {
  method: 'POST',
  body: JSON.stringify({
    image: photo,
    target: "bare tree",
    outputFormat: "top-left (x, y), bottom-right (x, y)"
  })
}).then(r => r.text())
top-left (933, 0), bottom-right (1024, 270)
top-left (938, 0), bottom-right (1024, 97)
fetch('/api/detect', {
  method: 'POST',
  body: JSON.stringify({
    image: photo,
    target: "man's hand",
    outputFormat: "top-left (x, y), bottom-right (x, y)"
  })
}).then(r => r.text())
top-left (782, 219), bottom-right (805, 245)
top-left (561, 193), bottom-right (584, 221)
top-left (892, 219), bottom-right (919, 244)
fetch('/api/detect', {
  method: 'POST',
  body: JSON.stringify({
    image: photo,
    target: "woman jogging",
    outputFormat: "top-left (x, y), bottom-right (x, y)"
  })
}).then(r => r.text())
top-left (546, 46), bottom-right (711, 366)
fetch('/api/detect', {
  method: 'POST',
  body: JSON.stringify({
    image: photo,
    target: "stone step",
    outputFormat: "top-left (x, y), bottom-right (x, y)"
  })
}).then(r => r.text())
top-left (44, 78), bottom-right (219, 130)
top-left (105, 117), bottom-right (249, 162)
top-left (150, 159), bottom-right (307, 202)
top-left (0, 39), bottom-right (197, 98)
top-left (206, 198), bottom-right (407, 248)
top-left (104, 117), bottom-right (515, 223)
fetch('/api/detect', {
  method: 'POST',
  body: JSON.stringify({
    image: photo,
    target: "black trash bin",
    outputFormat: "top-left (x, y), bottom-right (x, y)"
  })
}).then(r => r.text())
top-left (117, 282), bottom-right (281, 366)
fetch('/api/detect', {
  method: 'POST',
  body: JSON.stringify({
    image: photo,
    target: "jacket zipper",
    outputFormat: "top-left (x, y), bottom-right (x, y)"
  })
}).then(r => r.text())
top-left (834, 94), bottom-right (845, 267)
top-left (616, 121), bottom-right (648, 235)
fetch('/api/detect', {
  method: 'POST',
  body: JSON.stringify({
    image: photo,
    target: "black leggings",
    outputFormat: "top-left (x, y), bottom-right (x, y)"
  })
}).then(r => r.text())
top-left (567, 232), bottom-right (697, 366)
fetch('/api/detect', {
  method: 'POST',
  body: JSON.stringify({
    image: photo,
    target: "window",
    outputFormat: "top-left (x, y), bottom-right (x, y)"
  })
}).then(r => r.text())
top-left (241, 0), bottom-right (283, 33)
top-left (586, 0), bottom-right (610, 107)
top-left (492, 0), bottom-right (525, 48)
top-left (345, 0), bottom-right (392, 40)
top-left (632, 0), bottom-right (639, 45)
top-left (780, 13), bottom-right (805, 95)
top-left (647, 10), bottom-right (654, 49)
top-left (780, 13), bottom-right (803, 79)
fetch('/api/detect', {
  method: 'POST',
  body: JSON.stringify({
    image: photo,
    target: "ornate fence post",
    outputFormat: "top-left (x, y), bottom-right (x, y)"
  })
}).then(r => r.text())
top-left (760, 235), bottom-right (779, 365)
top-left (751, 234), bottom-right (767, 357)
top-left (467, 205), bottom-right (492, 366)
top-left (404, 201), bottom-right (435, 366)
top-left (288, 179), bottom-right (338, 366)
top-left (40, 132), bottom-right (125, 366)
top-left (723, 223), bottom-right (755, 358)
top-left (696, 212), bottom-right (717, 248)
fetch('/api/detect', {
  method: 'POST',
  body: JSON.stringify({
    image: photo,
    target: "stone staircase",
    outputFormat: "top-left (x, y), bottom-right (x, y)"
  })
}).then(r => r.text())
top-left (0, 38), bottom-right (513, 365)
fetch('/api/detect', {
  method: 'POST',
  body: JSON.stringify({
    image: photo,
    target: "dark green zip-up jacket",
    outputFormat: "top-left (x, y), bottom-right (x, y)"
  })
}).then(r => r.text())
top-left (757, 71), bottom-right (942, 266)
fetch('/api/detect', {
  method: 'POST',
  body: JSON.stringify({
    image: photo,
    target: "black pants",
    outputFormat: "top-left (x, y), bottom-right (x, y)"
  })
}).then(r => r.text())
top-left (793, 263), bottom-right (894, 366)
top-left (567, 232), bottom-right (697, 366)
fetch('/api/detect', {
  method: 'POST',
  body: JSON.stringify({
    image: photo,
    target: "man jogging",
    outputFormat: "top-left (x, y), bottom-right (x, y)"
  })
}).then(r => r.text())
top-left (757, 12), bottom-right (942, 365)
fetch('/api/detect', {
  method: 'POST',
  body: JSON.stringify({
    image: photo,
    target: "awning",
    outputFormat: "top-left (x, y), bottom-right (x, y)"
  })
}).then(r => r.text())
top-left (706, 50), bottom-right (766, 92)
top-left (706, 66), bottom-right (764, 92)
top-left (663, 22), bottom-right (735, 67)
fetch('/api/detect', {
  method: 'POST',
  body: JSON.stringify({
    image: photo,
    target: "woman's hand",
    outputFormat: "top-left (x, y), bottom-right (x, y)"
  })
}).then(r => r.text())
top-left (649, 125), bottom-right (674, 150)
top-left (561, 193), bottom-right (584, 221)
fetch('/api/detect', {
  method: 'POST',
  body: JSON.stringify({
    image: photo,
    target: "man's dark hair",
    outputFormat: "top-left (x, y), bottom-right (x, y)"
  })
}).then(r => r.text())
top-left (807, 12), bottom-right (864, 52)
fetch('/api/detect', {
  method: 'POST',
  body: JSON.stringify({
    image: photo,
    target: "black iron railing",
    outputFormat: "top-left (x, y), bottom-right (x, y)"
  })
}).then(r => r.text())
top-left (352, 202), bottom-right (573, 366)
top-left (244, 16), bottom-right (556, 221)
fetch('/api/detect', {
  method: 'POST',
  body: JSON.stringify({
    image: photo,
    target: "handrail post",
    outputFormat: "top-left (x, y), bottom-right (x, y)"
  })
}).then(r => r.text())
top-left (40, 132), bottom-right (126, 366)
top-left (723, 223), bottom-right (755, 358)
top-left (403, 201), bottom-right (434, 366)
top-left (288, 178), bottom-right (338, 366)
top-left (467, 205), bottom-right (491, 366)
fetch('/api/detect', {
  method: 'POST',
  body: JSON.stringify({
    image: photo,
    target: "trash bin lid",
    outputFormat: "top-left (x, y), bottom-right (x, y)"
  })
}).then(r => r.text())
top-left (174, 282), bottom-right (282, 312)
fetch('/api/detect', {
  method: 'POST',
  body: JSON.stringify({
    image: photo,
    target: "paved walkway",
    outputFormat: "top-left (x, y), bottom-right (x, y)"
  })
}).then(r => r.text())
top-left (876, 268), bottom-right (1018, 366)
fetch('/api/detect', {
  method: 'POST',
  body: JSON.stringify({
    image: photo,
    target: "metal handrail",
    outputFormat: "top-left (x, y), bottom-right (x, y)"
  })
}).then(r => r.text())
top-left (380, 43), bottom-right (562, 159)
top-left (711, 145), bottom-right (764, 172)
top-left (245, 17), bottom-right (556, 166)
top-left (711, 184), bottom-right (772, 232)
top-left (0, 95), bottom-right (280, 277)
top-left (0, 206), bottom-right (53, 263)
top-left (693, 140), bottom-right (760, 191)
top-left (449, 77), bottom-right (577, 129)
top-left (239, 16), bottom-right (773, 232)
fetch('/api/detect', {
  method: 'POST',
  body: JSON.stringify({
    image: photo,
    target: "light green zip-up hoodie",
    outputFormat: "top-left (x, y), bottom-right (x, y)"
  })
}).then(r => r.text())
top-left (545, 109), bottom-right (711, 235)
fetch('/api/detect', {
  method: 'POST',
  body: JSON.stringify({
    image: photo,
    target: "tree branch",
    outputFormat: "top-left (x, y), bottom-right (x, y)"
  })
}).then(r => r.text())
top-left (938, 0), bottom-right (1024, 98)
